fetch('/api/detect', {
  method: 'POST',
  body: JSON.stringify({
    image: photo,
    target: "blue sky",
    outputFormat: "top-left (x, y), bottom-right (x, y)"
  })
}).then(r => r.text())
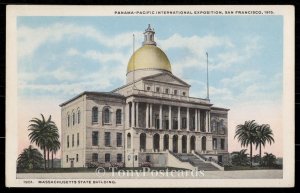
top-left (17, 16), bottom-right (283, 155)
top-left (17, 16), bottom-right (283, 107)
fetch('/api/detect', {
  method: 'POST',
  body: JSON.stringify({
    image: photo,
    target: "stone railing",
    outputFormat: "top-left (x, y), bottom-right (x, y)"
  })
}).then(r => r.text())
top-left (127, 89), bottom-right (209, 104)
top-left (168, 151), bottom-right (196, 166)
top-left (194, 151), bottom-right (224, 168)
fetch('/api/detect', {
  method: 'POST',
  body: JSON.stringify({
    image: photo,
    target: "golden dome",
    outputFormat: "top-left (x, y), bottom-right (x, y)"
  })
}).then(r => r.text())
top-left (127, 45), bottom-right (172, 73)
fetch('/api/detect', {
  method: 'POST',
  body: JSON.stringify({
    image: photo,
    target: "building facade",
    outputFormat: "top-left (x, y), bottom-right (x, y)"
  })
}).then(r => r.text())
top-left (60, 25), bottom-right (229, 170)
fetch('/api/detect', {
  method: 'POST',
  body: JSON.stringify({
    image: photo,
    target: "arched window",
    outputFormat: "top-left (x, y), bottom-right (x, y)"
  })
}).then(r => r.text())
top-left (72, 111), bottom-right (75, 125)
top-left (211, 120), bottom-right (217, 132)
top-left (153, 133), bottom-right (160, 152)
top-left (116, 109), bottom-right (122, 124)
top-left (67, 113), bottom-right (70, 127)
top-left (103, 107), bottom-right (111, 124)
top-left (140, 133), bottom-right (146, 151)
top-left (92, 107), bottom-right (98, 123)
top-left (77, 110), bottom-right (80, 124)
top-left (219, 120), bottom-right (225, 134)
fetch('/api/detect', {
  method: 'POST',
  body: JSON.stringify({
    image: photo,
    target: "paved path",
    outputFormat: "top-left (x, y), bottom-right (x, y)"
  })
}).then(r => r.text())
top-left (17, 170), bottom-right (282, 179)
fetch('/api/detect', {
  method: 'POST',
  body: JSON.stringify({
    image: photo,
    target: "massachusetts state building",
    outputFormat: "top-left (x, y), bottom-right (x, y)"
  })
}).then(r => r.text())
top-left (60, 25), bottom-right (229, 171)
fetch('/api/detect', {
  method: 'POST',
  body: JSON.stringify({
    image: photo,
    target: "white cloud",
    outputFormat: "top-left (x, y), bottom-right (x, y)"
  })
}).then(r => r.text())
top-left (18, 23), bottom-right (141, 58)
top-left (221, 70), bottom-right (263, 87)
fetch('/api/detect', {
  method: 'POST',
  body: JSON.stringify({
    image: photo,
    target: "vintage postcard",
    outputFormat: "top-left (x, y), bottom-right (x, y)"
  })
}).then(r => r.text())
top-left (6, 5), bottom-right (294, 187)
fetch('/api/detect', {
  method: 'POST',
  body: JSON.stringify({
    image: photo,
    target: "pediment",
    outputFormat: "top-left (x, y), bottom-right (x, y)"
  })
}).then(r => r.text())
top-left (142, 73), bottom-right (190, 87)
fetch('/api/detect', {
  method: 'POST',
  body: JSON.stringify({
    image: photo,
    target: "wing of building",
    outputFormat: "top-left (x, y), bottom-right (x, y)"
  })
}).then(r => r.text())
top-left (59, 25), bottom-right (230, 171)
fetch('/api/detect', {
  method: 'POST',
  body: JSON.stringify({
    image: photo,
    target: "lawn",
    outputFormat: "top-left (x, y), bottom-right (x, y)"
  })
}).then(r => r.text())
top-left (17, 167), bottom-right (189, 173)
top-left (224, 165), bottom-right (282, 171)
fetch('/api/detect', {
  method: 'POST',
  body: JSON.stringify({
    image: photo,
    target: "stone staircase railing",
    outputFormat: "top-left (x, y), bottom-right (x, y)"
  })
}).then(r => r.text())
top-left (193, 151), bottom-right (224, 170)
top-left (169, 151), bottom-right (202, 167)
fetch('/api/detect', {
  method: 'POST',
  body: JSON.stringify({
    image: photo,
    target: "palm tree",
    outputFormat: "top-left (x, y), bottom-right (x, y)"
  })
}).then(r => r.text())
top-left (28, 114), bottom-right (59, 170)
top-left (255, 124), bottom-right (274, 165)
top-left (262, 152), bottom-right (277, 167)
top-left (231, 149), bottom-right (249, 166)
top-left (45, 133), bottom-right (60, 168)
top-left (17, 145), bottom-right (43, 170)
top-left (235, 120), bottom-right (258, 167)
top-left (49, 139), bottom-right (60, 168)
top-left (253, 154), bottom-right (261, 164)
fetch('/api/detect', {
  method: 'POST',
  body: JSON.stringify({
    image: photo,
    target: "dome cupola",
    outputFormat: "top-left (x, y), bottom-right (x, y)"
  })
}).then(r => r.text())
top-left (126, 25), bottom-right (172, 83)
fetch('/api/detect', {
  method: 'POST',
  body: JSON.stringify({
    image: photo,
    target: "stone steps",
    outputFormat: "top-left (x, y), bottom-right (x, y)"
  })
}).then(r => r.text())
top-left (175, 153), bottom-right (219, 171)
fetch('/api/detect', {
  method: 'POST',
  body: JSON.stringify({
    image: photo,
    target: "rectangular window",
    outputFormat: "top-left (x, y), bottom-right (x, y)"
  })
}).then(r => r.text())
top-left (105, 132), bottom-right (111, 147)
top-left (67, 115), bottom-right (70, 127)
top-left (92, 131), bottom-right (99, 146)
top-left (146, 155), bottom-right (151, 162)
top-left (67, 135), bottom-right (69, 148)
top-left (156, 87), bottom-right (160, 92)
top-left (165, 88), bottom-right (169, 94)
top-left (174, 90), bottom-right (177, 95)
top-left (77, 133), bottom-right (79, 146)
top-left (221, 139), bottom-right (225, 150)
top-left (73, 113), bottom-right (75, 125)
top-left (213, 138), bottom-right (218, 150)
top-left (78, 111), bottom-right (80, 124)
top-left (147, 86), bottom-right (151, 91)
top-left (117, 133), bottom-right (122, 147)
top-left (173, 118), bottom-right (178, 130)
top-left (76, 154), bottom-right (79, 162)
top-left (105, 153), bottom-right (110, 162)
top-left (182, 117), bottom-right (187, 129)
top-left (66, 155), bottom-right (68, 163)
top-left (155, 117), bottom-right (160, 129)
top-left (164, 120), bottom-right (169, 130)
top-left (72, 134), bottom-right (74, 147)
top-left (117, 154), bottom-right (122, 162)
top-left (92, 153), bottom-right (98, 162)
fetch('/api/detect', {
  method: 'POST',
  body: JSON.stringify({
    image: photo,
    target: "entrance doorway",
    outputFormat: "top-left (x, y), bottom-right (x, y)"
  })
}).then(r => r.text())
top-left (153, 133), bottom-right (160, 152)
top-left (173, 135), bottom-right (178, 153)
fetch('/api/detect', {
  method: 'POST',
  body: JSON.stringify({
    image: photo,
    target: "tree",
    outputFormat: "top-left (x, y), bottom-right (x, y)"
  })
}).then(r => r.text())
top-left (262, 152), bottom-right (277, 167)
top-left (252, 154), bottom-right (261, 164)
top-left (235, 120), bottom-right (258, 167)
top-left (231, 149), bottom-right (249, 166)
top-left (255, 124), bottom-right (274, 165)
top-left (49, 139), bottom-right (60, 168)
top-left (17, 145), bottom-right (43, 170)
top-left (28, 114), bottom-right (59, 170)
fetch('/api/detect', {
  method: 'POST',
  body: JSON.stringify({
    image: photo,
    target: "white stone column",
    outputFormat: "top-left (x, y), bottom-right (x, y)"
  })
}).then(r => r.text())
top-left (159, 135), bottom-right (164, 152)
top-left (150, 104), bottom-right (153, 128)
top-left (126, 103), bottom-right (130, 128)
top-left (146, 134), bottom-right (153, 152)
top-left (209, 112), bottom-right (211, 133)
top-left (178, 137), bottom-right (182, 153)
top-left (198, 110), bottom-right (201, 132)
top-left (159, 104), bottom-right (162, 130)
top-left (168, 106), bottom-right (172, 130)
top-left (146, 103), bottom-right (149, 128)
top-left (136, 102), bottom-right (139, 128)
top-left (131, 102), bottom-right (135, 128)
top-left (195, 109), bottom-right (198, 132)
top-left (187, 136), bottom-right (190, 153)
top-left (206, 111), bottom-right (209, 132)
top-left (187, 107), bottom-right (190, 131)
top-left (178, 106), bottom-right (181, 130)
top-left (169, 136), bottom-right (173, 151)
